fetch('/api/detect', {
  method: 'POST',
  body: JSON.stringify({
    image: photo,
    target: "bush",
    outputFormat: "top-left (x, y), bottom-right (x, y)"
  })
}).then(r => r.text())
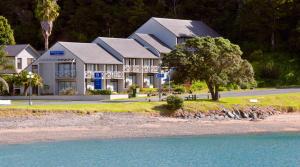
top-left (173, 85), bottom-right (185, 94)
top-left (191, 81), bottom-right (207, 92)
top-left (140, 88), bottom-right (158, 94)
top-left (166, 95), bottom-right (184, 110)
top-left (88, 89), bottom-right (112, 95)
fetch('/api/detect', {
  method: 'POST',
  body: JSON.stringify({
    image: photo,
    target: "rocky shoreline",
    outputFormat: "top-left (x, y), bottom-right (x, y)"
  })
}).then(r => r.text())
top-left (174, 106), bottom-right (281, 121)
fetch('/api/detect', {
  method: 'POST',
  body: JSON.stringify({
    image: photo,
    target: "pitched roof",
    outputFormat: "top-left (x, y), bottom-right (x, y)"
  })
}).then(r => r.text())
top-left (96, 37), bottom-right (158, 59)
top-left (59, 42), bottom-right (122, 64)
top-left (152, 17), bottom-right (220, 37)
top-left (134, 33), bottom-right (172, 53)
top-left (4, 44), bottom-right (30, 57)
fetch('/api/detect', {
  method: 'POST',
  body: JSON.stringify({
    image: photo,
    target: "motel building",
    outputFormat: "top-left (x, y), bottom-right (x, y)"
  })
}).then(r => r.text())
top-left (28, 17), bottom-right (219, 96)
top-left (31, 41), bottom-right (160, 95)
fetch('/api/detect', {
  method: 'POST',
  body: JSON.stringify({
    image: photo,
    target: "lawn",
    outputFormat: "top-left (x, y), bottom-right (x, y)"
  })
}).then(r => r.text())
top-left (0, 93), bottom-right (299, 117)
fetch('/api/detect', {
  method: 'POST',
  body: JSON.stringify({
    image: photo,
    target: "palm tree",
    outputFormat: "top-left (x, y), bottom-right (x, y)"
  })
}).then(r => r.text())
top-left (35, 0), bottom-right (60, 51)
top-left (19, 71), bottom-right (43, 96)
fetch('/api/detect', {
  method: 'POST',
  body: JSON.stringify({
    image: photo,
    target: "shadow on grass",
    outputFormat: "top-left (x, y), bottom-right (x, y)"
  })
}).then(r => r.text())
top-left (152, 104), bottom-right (177, 116)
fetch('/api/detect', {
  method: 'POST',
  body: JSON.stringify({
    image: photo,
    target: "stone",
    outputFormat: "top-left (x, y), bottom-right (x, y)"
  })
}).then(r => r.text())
top-left (226, 111), bottom-right (235, 118)
top-left (240, 111), bottom-right (249, 118)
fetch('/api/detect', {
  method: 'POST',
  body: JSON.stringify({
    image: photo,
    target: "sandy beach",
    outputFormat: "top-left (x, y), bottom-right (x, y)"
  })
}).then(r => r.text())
top-left (0, 112), bottom-right (300, 145)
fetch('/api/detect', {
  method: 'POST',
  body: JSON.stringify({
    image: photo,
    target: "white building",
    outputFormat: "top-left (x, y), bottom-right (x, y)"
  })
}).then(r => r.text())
top-left (2, 44), bottom-right (40, 74)
top-left (30, 17), bottom-right (219, 95)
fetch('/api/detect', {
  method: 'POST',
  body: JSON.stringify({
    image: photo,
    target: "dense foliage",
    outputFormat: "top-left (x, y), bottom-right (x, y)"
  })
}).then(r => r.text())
top-left (0, 16), bottom-right (15, 45)
top-left (166, 95), bottom-right (184, 110)
top-left (0, 0), bottom-right (299, 85)
top-left (164, 37), bottom-right (255, 100)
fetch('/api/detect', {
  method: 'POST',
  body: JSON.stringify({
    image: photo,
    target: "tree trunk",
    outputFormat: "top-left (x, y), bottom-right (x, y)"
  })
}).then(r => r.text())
top-left (213, 86), bottom-right (219, 101)
top-left (44, 34), bottom-right (49, 51)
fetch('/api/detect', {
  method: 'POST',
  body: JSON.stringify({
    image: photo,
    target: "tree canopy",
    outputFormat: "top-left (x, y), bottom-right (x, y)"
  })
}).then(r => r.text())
top-left (163, 37), bottom-right (255, 100)
top-left (0, 16), bottom-right (15, 45)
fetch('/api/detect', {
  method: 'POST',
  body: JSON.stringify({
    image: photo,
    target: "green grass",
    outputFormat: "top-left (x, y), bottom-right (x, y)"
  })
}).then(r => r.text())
top-left (0, 93), bottom-right (299, 117)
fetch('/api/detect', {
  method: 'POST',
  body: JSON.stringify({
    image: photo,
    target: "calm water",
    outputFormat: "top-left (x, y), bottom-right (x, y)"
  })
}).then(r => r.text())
top-left (0, 133), bottom-right (300, 167)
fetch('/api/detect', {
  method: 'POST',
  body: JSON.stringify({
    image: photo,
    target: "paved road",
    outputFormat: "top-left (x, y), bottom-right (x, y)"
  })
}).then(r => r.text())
top-left (9, 88), bottom-right (300, 105)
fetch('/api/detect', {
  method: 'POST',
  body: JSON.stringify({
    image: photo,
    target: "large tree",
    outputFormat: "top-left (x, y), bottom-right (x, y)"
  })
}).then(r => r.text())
top-left (163, 37), bottom-right (255, 101)
top-left (0, 45), bottom-right (15, 94)
top-left (35, 0), bottom-right (60, 50)
top-left (0, 16), bottom-right (15, 45)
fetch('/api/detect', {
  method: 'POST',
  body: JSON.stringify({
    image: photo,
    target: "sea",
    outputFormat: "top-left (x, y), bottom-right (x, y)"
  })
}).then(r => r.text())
top-left (0, 133), bottom-right (299, 167)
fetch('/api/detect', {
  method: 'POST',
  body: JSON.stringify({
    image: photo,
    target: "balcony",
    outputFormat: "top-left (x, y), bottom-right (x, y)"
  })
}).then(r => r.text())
top-left (143, 66), bottom-right (159, 73)
top-left (124, 65), bottom-right (142, 73)
top-left (85, 71), bottom-right (124, 79)
top-left (56, 70), bottom-right (76, 79)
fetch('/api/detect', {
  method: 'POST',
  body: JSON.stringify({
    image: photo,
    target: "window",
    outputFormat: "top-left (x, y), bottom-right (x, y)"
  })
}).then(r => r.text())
top-left (17, 58), bottom-right (22, 69)
top-left (106, 65), bottom-right (118, 71)
top-left (143, 59), bottom-right (154, 66)
top-left (27, 58), bottom-right (34, 66)
top-left (58, 81), bottom-right (76, 93)
top-left (125, 59), bottom-right (136, 65)
top-left (57, 63), bottom-right (76, 77)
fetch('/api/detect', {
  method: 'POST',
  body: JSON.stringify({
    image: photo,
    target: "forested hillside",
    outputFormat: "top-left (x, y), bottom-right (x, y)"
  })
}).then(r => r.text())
top-left (0, 0), bottom-right (299, 86)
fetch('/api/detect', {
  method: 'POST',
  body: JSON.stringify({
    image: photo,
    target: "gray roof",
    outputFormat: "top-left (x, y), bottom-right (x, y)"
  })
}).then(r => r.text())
top-left (97, 37), bottom-right (158, 59)
top-left (59, 42), bottom-right (122, 64)
top-left (4, 44), bottom-right (31, 57)
top-left (134, 33), bottom-right (172, 53)
top-left (153, 17), bottom-right (220, 37)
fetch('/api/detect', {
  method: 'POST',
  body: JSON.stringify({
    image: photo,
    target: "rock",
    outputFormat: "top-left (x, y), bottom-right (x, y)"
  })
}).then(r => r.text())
top-left (226, 111), bottom-right (235, 118)
top-left (240, 111), bottom-right (249, 118)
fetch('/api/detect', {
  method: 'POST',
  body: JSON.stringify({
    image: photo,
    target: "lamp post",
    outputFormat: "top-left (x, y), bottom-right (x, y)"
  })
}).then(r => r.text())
top-left (27, 72), bottom-right (34, 106)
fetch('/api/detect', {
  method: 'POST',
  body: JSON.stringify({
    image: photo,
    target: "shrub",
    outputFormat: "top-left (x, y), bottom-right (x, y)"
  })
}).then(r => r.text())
top-left (87, 89), bottom-right (112, 95)
top-left (140, 88), bottom-right (158, 94)
top-left (173, 85), bottom-right (185, 94)
top-left (166, 95), bottom-right (184, 110)
top-left (191, 81), bottom-right (207, 92)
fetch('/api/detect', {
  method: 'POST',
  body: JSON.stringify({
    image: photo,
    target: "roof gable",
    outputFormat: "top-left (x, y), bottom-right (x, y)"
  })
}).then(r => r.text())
top-left (134, 33), bottom-right (172, 53)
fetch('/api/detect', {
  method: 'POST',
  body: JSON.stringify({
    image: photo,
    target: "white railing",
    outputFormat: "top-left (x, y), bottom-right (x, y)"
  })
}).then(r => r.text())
top-left (124, 65), bottom-right (142, 73)
top-left (85, 71), bottom-right (124, 79)
top-left (143, 66), bottom-right (159, 73)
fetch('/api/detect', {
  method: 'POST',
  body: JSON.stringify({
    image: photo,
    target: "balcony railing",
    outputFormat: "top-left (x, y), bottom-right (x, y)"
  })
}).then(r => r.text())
top-left (56, 70), bottom-right (76, 79)
top-left (124, 65), bottom-right (142, 73)
top-left (143, 66), bottom-right (159, 73)
top-left (85, 71), bottom-right (124, 79)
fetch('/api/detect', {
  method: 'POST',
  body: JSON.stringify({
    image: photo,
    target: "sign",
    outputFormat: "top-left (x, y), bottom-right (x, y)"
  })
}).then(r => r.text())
top-left (94, 79), bottom-right (102, 90)
top-left (94, 72), bottom-right (103, 79)
top-left (156, 73), bottom-right (164, 78)
top-left (94, 72), bottom-right (103, 90)
top-left (50, 50), bottom-right (64, 56)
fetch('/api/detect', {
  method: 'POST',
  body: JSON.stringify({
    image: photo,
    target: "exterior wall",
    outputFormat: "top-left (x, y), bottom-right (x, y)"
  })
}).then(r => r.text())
top-left (32, 43), bottom-right (85, 95)
top-left (15, 49), bottom-right (36, 73)
top-left (131, 18), bottom-right (177, 49)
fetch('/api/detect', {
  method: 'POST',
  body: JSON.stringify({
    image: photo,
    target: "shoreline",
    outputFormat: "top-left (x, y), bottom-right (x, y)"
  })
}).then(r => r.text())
top-left (1, 112), bottom-right (300, 145)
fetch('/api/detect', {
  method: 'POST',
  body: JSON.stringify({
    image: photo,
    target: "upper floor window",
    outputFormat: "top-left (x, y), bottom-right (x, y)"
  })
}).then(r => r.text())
top-left (85, 64), bottom-right (101, 71)
top-left (17, 58), bottom-right (22, 69)
top-left (125, 58), bottom-right (136, 66)
top-left (27, 58), bottom-right (34, 66)
top-left (143, 59), bottom-right (154, 66)
top-left (106, 65), bottom-right (118, 72)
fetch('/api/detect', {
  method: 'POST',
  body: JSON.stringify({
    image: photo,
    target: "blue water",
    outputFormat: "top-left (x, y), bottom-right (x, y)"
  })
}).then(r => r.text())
top-left (0, 133), bottom-right (300, 167)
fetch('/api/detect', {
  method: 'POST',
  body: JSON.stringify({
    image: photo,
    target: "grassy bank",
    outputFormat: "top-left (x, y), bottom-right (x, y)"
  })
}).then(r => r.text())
top-left (0, 93), bottom-right (299, 117)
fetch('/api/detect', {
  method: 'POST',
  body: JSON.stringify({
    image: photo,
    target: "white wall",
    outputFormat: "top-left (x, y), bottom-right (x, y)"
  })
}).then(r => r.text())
top-left (131, 18), bottom-right (177, 49)
top-left (15, 49), bottom-right (36, 73)
top-left (32, 43), bottom-right (86, 95)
